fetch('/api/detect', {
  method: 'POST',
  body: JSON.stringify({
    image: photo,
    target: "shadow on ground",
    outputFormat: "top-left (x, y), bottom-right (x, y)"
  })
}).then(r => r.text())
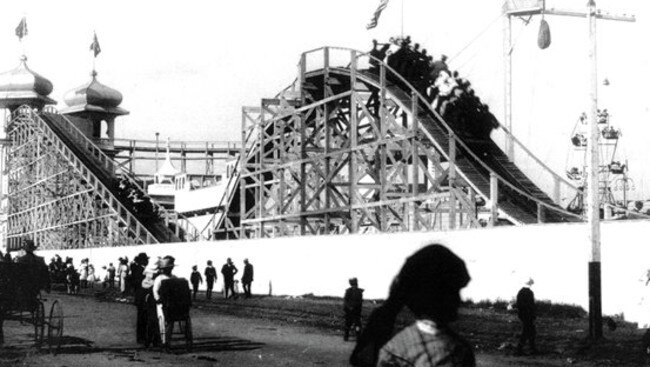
top-left (53, 335), bottom-right (264, 355)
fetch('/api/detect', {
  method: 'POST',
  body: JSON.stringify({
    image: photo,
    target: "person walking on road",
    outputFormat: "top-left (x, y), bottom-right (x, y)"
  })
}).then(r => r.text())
top-left (204, 260), bottom-right (217, 299)
top-left (515, 278), bottom-right (538, 356)
top-left (221, 258), bottom-right (238, 299)
top-left (343, 277), bottom-right (364, 341)
top-left (190, 265), bottom-right (203, 301)
top-left (241, 258), bottom-right (254, 298)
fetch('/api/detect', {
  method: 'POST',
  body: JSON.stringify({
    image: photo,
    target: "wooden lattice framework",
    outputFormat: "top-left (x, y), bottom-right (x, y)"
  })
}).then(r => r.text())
top-left (5, 106), bottom-right (158, 250)
top-left (208, 47), bottom-right (583, 240)
top-left (232, 50), bottom-right (483, 238)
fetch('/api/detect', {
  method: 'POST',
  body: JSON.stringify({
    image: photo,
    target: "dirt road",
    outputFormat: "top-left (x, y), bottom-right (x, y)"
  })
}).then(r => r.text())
top-left (0, 293), bottom-right (630, 366)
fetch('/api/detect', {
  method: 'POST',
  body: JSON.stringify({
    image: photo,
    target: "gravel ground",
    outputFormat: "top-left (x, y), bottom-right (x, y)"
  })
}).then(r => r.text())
top-left (0, 289), bottom-right (647, 366)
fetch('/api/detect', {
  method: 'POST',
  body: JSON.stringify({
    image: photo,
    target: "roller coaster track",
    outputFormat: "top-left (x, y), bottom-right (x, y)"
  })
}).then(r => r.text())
top-left (209, 47), bottom-right (583, 239)
top-left (5, 106), bottom-right (207, 250)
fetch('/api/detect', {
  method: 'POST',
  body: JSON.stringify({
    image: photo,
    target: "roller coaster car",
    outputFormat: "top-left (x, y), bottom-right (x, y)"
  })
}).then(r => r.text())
top-left (567, 189), bottom-right (584, 214)
top-left (579, 112), bottom-right (588, 125)
top-left (601, 127), bottom-right (620, 140)
top-left (566, 167), bottom-right (583, 181)
top-left (571, 134), bottom-right (587, 147)
top-left (597, 110), bottom-right (609, 124)
top-left (159, 278), bottom-right (192, 352)
top-left (608, 162), bottom-right (626, 174)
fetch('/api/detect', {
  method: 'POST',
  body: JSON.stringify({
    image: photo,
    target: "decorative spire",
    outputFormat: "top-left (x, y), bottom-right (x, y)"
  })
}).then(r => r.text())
top-left (155, 138), bottom-right (180, 177)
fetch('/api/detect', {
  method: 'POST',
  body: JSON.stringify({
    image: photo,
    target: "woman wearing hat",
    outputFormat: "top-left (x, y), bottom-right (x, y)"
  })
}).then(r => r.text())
top-left (350, 244), bottom-right (475, 367)
top-left (141, 261), bottom-right (160, 347)
top-left (153, 256), bottom-right (176, 345)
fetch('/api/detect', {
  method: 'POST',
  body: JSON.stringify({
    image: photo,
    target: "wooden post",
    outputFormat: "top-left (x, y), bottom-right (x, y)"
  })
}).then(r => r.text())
top-left (258, 102), bottom-right (266, 238)
top-left (410, 90), bottom-right (419, 231)
top-left (503, 11), bottom-right (514, 160)
top-left (349, 50), bottom-right (359, 233)
top-left (490, 173), bottom-right (498, 227)
top-left (324, 47), bottom-right (331, 234)
top-left (378, 65), bottom-right (388, 232)
top-left (448, 134), bottom-right (456, 230)
top-left (239, 108), bottom-right (247, 239)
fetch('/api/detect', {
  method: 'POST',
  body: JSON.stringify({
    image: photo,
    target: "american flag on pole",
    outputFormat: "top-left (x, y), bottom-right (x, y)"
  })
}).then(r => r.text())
top-left (15, 17), bottom-right (27, 40)
top-left (366, 0), bottom-right (390, 30)
top-left (90, 31), bottom-right (101, 57)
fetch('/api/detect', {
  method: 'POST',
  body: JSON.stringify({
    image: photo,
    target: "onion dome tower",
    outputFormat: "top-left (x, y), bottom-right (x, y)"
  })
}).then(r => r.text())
top-left (0, 18), bottom-right (56, 111)
top-left (60, 32), bottom-right (128, 145)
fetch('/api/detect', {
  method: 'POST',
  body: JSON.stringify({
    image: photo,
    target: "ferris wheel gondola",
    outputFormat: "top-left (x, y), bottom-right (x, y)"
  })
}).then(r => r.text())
top-left (564, 107), bottom-right (632, 214)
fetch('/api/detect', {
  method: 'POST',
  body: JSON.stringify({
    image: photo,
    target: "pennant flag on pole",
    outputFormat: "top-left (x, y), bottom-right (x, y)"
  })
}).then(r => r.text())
top-left (15, 17), bottom-right (27, 40)
top-left (90, 32), bottom-right (101, 57)
top-left (366, 0), bottom-right (390, 30)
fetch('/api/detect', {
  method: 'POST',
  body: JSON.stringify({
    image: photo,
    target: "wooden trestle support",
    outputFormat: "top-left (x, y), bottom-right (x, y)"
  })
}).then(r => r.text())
top-left (215, 49), bottom-right (493, 239)
top-left (209, 47), bottom-right (584, 240)
top-left (4, 107), bottom-right (174, 250)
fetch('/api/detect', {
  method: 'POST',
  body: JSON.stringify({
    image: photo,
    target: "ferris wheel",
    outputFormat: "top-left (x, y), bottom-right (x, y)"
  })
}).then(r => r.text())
top-left (565, 108), bottom-right (634, 214)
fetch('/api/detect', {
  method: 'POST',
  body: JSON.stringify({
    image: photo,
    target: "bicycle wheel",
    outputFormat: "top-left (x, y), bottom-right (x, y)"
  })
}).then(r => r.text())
top-left (47, 300), bottom-right (63, 354)
top-left (33, 301), bottom-right (45, 348)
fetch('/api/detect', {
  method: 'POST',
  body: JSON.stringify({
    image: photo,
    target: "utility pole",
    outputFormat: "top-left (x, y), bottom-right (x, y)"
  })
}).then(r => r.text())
top-left (502, 0), bottom-right (635, 340)
top-left (586, 0), bottom-right (602, 339)
top-left (155, 132), bottom-right (160, 172)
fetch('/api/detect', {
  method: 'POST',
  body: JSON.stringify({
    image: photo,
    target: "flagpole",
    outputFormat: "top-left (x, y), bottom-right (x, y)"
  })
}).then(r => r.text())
top-left (20, 14), bottom-right (26, 58)
top-left (401, 0), bottom-right (404, 38)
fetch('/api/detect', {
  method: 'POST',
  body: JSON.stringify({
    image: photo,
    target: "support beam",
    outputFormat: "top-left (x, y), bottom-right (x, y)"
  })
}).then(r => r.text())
top-left (504, 11), bottom-right (514, 160)
top-left (448, 133), bottom-right (457, 230)
top-left (410, 90), bottom-right (419, 231)
top-left (490, 173), bottom-right (499, 227)
top-left (349, 50), bottom-right (359, 233)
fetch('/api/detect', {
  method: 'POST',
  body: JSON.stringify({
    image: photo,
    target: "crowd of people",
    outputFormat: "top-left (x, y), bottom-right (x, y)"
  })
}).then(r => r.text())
top-left (3, 237), bottom-right (548, 364)
top-left (368, 37), bottom-right (499, 140)
top-left (40, 252), bottom-right (255, 303)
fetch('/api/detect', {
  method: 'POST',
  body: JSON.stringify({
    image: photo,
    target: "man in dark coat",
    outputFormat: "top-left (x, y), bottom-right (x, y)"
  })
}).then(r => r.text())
top-left (516, 278), bottom-right (538, 355)
top-left (221, 258), bottom-right (238, 299)
top-left (204, 260), bottom-right (217, 299)
top-left (15, 239), bottom-right (51, 294)
top-left (343, 278), bottom-right (364, 341)
top-left (241, 259), bottom-right (254, 299)
top-left (190, 265), bottom-right (203, 301)
top-left (132, 252), bottom-right (149, 345)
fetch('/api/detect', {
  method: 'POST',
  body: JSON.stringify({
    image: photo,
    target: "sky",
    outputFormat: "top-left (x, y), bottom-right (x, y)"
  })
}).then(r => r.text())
top-left (1, 0), bottom-right (649, 198)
